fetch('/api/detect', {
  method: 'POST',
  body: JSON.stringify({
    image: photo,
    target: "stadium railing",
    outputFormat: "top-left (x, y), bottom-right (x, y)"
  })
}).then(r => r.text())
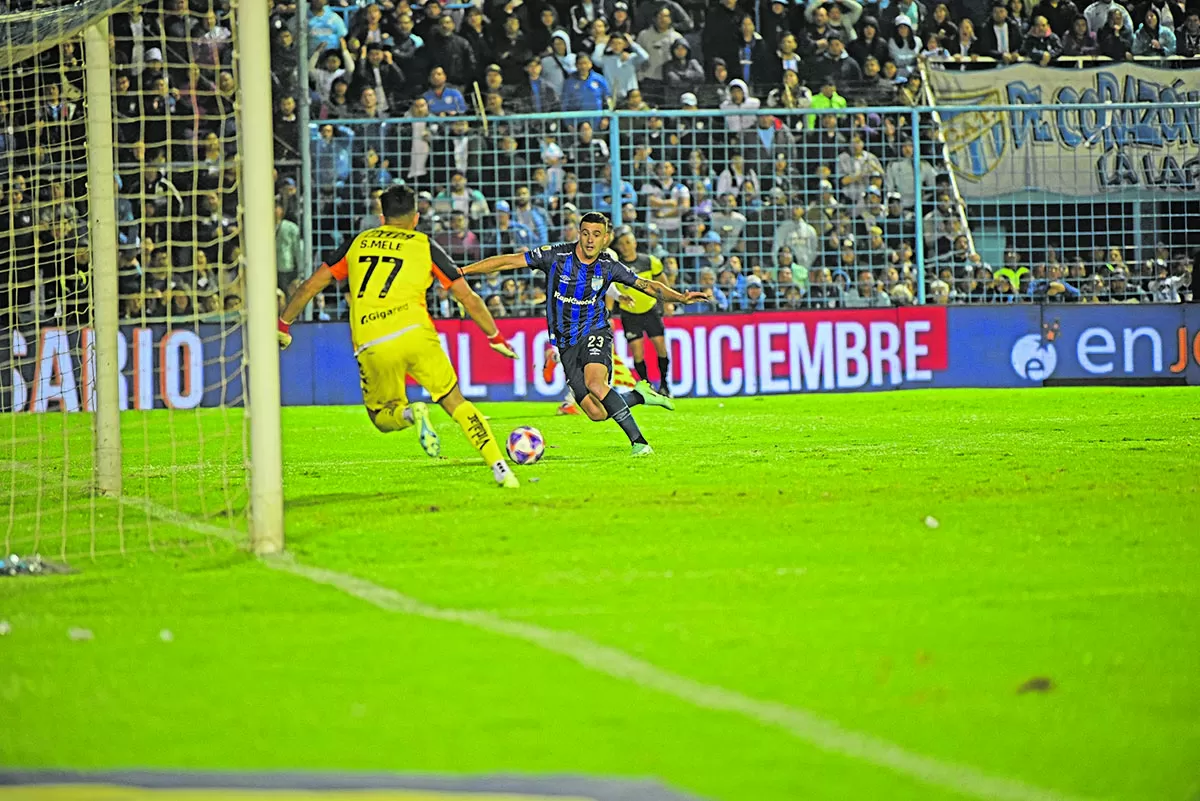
top-left (302, 100), bottom-right (1196, 315)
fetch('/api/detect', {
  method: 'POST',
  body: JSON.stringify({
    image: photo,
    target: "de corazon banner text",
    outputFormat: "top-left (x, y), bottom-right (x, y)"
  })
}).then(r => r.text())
top-left (927, 63), bottom-right (1200, 197)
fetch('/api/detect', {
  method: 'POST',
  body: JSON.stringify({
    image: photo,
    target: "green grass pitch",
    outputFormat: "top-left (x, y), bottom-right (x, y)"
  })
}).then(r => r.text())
top-left (1, 388), bottom-right (1198, 801)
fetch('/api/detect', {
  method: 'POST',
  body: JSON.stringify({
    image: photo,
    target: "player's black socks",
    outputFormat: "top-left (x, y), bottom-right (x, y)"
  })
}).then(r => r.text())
top-left (634, 360), bottom-right (648, 382)
top-left (600, 390), bottom-right (648, 445)
top-left (657, 356), bottom-right (670, 388)
top-left (623, 389), bottom-right (645, 407)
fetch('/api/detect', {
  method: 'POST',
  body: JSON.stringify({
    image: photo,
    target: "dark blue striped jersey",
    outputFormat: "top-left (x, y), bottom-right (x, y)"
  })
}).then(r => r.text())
top-left (525, 242), bottom-right (640, 348)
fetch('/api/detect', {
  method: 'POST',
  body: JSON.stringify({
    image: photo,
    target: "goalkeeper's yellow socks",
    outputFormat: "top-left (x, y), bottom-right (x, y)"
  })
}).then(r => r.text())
top-left (451, 401), bottom-right (517, 487)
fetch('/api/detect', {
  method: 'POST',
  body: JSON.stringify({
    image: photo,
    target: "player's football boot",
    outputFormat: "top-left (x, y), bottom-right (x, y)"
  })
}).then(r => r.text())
top-left (635, 380), bottom-right (675, 411)
top-left (631, 442), bottom-right (655, 457)
top-left (542, 344), bottom-right (559, 383)
top-left (409, 402), bottom-right (441, 457)
top-left (657, 382), bottom-right (673, 398)
top-left (493, 463), bottom-right (520, 488)
top-left (556, 400), bottom-right (581, 415)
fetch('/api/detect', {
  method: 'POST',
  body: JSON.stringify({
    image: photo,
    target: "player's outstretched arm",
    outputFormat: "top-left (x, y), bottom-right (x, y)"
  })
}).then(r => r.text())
top-left (633, 277), bottom-right (711, 305)
top-left (460, 252), bottom-right (530, 276)
top-left (277, 264), bottom-right (336, 349)
top-left (448, 277), bottom-right (518, 359)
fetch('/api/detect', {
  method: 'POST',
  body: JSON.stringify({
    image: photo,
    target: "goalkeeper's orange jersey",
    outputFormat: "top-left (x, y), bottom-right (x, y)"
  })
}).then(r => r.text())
top-left (323, 225), bottom-right (462, 350)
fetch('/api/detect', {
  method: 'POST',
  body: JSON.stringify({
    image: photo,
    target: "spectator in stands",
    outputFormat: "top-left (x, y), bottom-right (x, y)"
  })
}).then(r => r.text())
top-left (511, 185), bottom-right (550, 246)
top-left (561, 53), bottom-right (611, 129)
top-left (979, 0), bottom-right (1024, 61)
top-left (1133, 7), bottom-right (1177, 54)
top-left (761, 0), bottom-right (795, 53)
top-left (309, 0), bottom-right (349, 54)
top-left (434, 171), bottom-right (489, 222)
top-left (663, 40), bottom-right (705, 98)
top-left (434, 210), bottom-right (482, 263)
top-left (593, 162), bottom-right (637, 212)
top-left (717, 152), bottom-right (759, 201)
top-left (611, 1), bottom-right (635, 37)
top-left (818, 36), bottom-right (864, 90)
top-left (740, 276), bottom-right (767, 310)
top-left (1062, 14), bottom-right (1101, 52)
top-left (516, 55), bottom-right (560, 113)
top-left (763, 33), bottom-right (803, 88)
top-left (721, 80), bottom-right (760, 134)
top-left (275, 200), bottom-right (302, 289)
top-left (1021, 14), bottom-right (1065, 61)
top-left (310, 45), bottom-right (353, 103)
top-left (806, 5), bottom-right (837, 55)
top-left (636, 7), bottom-right (686, 86)
top-left (851, 17), bottom-right (890, 65)
top-left (884, 137), bottom-right (936, 205)
top-left (593, 32), bottom-right (650, 103)
top-left (393, 13), bottom-right (425, 78)
top-left (352, 43), bottom-right (405, 114)
top-left (642, 160), bottom-right (690, 244)
top-left (489, 200), bottom-right (534, 255)
top-left (528, 6), bottom-right (565, 58)
top-left (711, 193), bottom-right (748, 253)
top-left (774, 205), bottom-right (820, 270)
top-left (540, 31), bottom-right (578, 100)
top-left (1084, 0), bottom-right (1133, 33)
top-left (837, 135), bottom-right (884, 203)
top-left (844, 269), bottom-right (891, 306)
top-left (699, 60), bottom-right (731, 108)
top-left (415, 0), bottom-right (448, 41)
top-left (948, 17), bottom-right (984, 60)
top-left (422, 66), bottom-right (467, 115)
top-left (882, 0), bottom-right (926, 35)
top-left (922, 3), bottom-right (960, 45)
top-left (732, 16), bottom-right (770, 87)
top-left (567, 121), bottom-right (609, 193)
top-left (1098, 6), bottom-right (1135, 55)
top-left (807, 77), bottom-right (847, 129)
top-left (1033, 0), bottom-right (1080, 34)
top-left (430, 15), bottom-right (479, 86)
top-left (569, 0), bottom-right (603, 46)
top-left (889, 16), bottom-right (922, 72)
top-left (350, 86), bottom-right (385, 118)
top-left (495, 15), bottom-right (535, 84)
top-left (704, 0), bottom-right (746, 71)
top-left (348, 2), bottom-right (397, 50)
top-left (1177, 9), bottom-right (1200, 55)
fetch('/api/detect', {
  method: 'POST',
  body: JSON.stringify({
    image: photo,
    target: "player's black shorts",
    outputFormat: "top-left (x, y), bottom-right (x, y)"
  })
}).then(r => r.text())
top-left (621, 306), bottom-right (665, 341)
top-left (559, 328), bottom-right (613, 403)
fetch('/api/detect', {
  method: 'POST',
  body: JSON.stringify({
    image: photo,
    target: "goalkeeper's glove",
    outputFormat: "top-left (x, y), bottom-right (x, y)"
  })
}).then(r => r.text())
top-left (487, 330), bottom-right (517, 359)
top-left (277, 319), bottom-right (292, 350)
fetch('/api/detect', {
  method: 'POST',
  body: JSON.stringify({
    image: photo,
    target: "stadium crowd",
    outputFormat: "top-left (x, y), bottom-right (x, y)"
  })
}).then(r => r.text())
top-left (0, 0), bottom-right (1195, 326)
top-left (270, 0), bottom-right (1197, 315)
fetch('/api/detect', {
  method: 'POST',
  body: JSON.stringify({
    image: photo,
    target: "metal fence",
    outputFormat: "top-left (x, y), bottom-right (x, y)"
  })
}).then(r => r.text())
top-left (300, 102), bottom-right (1197, 318)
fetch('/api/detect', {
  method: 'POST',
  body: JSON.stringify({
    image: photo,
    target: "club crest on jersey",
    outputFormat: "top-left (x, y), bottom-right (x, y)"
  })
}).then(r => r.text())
top-left (591, 275), bottom-right (603, 292)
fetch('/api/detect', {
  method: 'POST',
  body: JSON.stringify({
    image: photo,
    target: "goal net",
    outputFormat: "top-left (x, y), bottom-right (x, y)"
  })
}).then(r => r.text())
top-left (1, 0), bottom-right (254, 561)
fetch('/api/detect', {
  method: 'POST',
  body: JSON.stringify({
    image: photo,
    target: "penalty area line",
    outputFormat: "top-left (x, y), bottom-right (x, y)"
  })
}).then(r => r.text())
top-left (265, 554), bottom-right (1092, 801)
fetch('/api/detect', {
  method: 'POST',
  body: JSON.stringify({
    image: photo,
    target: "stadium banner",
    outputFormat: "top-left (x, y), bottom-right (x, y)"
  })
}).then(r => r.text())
top-left (926, 64), bottom-right (1200, 197)
top-left (4, 308), bottom-right (1197, 413)
top-left (0, 324), bottom-right (245, 413)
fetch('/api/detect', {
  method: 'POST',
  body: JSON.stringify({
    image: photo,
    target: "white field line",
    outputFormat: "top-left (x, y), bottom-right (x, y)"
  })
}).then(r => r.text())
top-left (8, 459), bottom-right (1089, 801)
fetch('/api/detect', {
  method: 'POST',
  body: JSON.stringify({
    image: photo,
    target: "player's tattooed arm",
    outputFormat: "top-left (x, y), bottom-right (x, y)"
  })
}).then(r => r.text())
top-left (633, 277), bottom-right (712, 305)
top-left (461, 253), bottom-right (529, 276)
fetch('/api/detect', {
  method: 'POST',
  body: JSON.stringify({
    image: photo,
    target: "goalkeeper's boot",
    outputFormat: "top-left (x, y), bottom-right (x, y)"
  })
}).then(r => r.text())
top-left (631, 442), bottom-right (655, 458)
top-left (635, 380), bottom-right (675, 411)
top-left (493, 462), bottom-right (520, 488)
top-left (657, 381), bottom-right (673, 399)
top-left (410, 402), bottom-right (441, 457)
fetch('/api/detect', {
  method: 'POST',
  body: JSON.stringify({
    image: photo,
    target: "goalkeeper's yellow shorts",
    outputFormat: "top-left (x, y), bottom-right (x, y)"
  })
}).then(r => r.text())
top-left (355, 324), bottom-right (457, 411)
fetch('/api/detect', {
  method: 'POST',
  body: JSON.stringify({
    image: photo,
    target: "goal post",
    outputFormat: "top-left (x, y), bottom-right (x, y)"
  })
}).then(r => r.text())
top-left (235, 0), bottom-right (284, 555)
top-left (83, 21), bottom-right (121, 499)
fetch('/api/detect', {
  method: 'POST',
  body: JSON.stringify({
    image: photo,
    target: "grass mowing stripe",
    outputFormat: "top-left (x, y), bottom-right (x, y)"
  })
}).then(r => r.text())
top-left (266, 554), bottom-right (1092, 801)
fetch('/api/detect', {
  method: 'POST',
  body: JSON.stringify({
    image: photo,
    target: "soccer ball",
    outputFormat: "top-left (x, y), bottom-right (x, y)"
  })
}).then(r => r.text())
top-left (506, 426), bottom-right (545, 465)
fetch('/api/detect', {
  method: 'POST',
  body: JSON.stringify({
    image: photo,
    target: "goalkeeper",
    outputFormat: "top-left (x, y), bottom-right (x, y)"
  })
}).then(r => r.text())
top-left (278, 185), bottom-right (521, 489)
